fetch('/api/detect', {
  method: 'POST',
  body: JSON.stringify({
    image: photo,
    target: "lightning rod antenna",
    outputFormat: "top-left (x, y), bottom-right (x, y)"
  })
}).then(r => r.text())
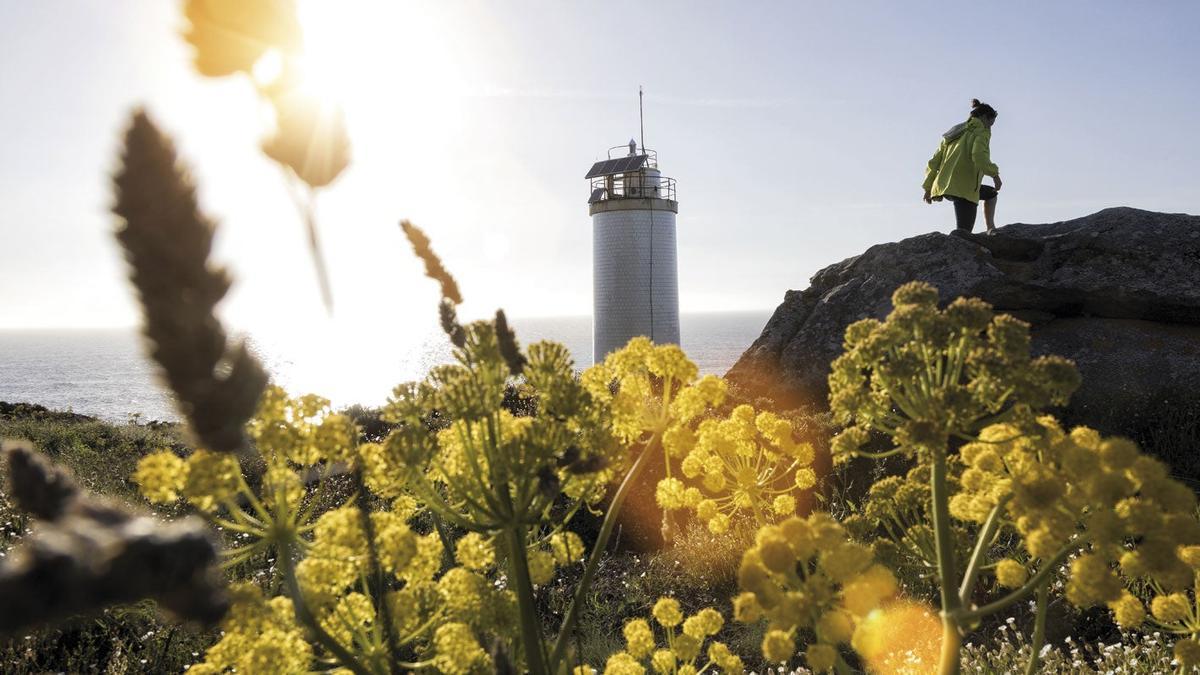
top-left (639, 86), bottom-right (645, 153)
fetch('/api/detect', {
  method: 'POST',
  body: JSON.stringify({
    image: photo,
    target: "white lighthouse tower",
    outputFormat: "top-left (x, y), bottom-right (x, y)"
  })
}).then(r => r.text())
top-left (586, 130), bottom-right (680, 363)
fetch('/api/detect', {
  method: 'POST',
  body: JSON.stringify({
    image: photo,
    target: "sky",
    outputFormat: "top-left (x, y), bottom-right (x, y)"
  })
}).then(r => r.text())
top-left (2, 1), bottom-right (1198, 343)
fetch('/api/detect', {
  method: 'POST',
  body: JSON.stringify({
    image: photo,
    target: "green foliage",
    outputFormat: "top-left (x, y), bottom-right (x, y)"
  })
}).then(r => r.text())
top-left (824, 282), bottom-right (1200, 675)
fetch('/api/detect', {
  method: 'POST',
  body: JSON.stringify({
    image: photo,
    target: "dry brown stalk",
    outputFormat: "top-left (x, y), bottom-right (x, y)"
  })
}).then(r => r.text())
top-left (112, 110), bottom-right (267, 453)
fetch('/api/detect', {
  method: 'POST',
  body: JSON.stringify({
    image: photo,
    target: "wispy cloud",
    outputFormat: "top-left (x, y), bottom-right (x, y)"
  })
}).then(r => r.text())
top-left (463, 85), bottom-right (801, 109)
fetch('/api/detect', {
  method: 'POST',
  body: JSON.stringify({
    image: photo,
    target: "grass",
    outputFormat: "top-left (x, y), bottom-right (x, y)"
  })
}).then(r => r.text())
top-left (0, 402), bottom-right (216, 674)
top-left (541, 516), bottom-right (770, 672)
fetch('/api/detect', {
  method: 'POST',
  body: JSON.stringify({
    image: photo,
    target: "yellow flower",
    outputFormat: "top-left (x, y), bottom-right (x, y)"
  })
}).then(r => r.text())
top-left (762, 629), bottom-right (794, 663)
top-left (454, 533), bottom-right (495, 572)
top-left (682, 608), bottom-right (723, 638)
top-left (646, 343), bottom-right (698, 383)
top-left (1150, 592), bottom-right (1191, 623)
top-left (1179, 545), bottom-right (1200, 569)
top-left (314, 412), bottom-right (358, 463)
top-left (652, 597), bottom-right (683, 628)
top-left (1065, 554), bottom-right (1122, 607)
top-left (841, 565), bottom-right (898, 617)
top-left (1107, 592), bottom-right (1145, 628)
top-left (371, 511), bottom-right (417, 572)
top-left (772, 494), bottom-right (796, 516)
top-left (806, 643), bottom-right (837, 673)
top-left (994, 559), bottom-right (1028, 589)
top-left (437, 567), bottom-right (488, 619)
top-left (733, 592), bottom-right (763, 623)
top-left (194, 582), bottom-right (312, 674)
top-left (819, 542), bottom-right (872, 583)
top-left (182, 0), bottom-right (301, 78)
top-left (623, 619), bottom-right (655, 659)
top-left (707, 513), bottom-right (731, 534)
top-left (817, 610), bottom-right (854, 644)
top-left (650, 649), bottom-right (675, 674)
top-left (261, 463), bottom-right (303, 511)
top-left (550, 531), bottom-right (586, 565)
top-left (1175, 639), bottom-right (1200, 669)
top-left (319, 592), bottom-right (374, 648)
top-left (656, 477), bottom-right (687, 510)
top-left (672, 633), bottom-right (701, 662)
top-left (432, 622), bottom-right (489, 675)
top-left (604, 651), bottom-right (646, 675)
top-left (528, 548), bottom-right (556, 585)
top-left (134, 450), bottom-right (186, 503)
top-left (182, 449), bottom-right (241, 512)
top-left (707, 642), bottom-right (743, 673)
top-left (664, 425), bottom-right (698, 458)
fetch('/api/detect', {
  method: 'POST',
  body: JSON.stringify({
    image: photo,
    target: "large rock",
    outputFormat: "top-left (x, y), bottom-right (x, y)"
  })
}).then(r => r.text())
top-left (727, 207), bottom-right (1200, 472)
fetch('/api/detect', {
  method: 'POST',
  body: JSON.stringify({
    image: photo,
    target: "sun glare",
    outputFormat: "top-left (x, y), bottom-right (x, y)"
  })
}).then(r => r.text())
top-left (228, 1), bottom-right (477, 407)
top-left (291, 1), bottom-right (466, 133)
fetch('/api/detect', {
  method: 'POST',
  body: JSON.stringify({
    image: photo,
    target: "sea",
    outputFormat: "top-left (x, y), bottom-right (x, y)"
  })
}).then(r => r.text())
top-left (0, 312), bottom-right (771, 423)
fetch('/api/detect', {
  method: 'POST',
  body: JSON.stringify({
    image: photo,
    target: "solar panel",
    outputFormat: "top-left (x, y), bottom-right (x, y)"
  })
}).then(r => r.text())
top-left (588, 187), bottom-right (606, 203)
top-left (584, 154), bottom-right (648, 178)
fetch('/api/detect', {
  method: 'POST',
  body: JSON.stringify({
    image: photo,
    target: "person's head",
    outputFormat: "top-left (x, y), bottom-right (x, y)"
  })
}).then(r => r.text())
top-left (970, 98), bottom-right (998, 128)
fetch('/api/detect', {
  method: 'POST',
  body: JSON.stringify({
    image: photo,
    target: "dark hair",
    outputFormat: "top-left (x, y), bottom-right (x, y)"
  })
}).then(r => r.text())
top-left (970, 98), bottom-right (998, 120)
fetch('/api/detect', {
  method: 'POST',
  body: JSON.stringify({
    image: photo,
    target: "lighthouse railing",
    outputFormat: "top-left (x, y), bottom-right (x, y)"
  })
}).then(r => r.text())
top-left (606, 146), bottom-right (658, 168)
top-left (589, 174), bottom-right (675, 202)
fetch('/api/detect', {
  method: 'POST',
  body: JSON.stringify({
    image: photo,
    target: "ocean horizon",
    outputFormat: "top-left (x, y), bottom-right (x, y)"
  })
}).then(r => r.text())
top-left (0, 311), bottom-right (770, 423)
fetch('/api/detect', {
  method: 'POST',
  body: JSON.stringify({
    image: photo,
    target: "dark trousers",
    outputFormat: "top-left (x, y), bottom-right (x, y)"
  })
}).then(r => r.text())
top-left (949, 184), bottom-right (998, 231)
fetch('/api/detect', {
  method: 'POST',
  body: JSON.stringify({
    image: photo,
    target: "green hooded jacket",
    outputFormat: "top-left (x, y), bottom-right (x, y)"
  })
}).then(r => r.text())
top-left (922, 116), bottom-right (999, 204)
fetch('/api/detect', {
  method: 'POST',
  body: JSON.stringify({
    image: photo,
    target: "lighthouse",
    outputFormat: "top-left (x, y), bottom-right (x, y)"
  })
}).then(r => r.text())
top-left (586, 137), bottom-right (680, 363)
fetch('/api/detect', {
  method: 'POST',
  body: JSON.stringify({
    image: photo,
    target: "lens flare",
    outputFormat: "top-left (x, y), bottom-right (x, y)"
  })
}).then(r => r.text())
top-left (851, 600), bottom-right (943, 674)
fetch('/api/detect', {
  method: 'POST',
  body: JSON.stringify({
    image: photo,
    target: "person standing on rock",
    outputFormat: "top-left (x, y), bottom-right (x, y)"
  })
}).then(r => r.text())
top-left (923, 99), bottom-right (1002, 234)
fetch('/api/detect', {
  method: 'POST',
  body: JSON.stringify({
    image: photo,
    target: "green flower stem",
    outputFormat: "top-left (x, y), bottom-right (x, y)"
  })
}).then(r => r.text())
top-left (549, 434), bottom-right (660, 672)
top-left (235, 472), bottom-right (273, 523)
top-left (930, 449), bottom-right (963, 675)
top-left (503, 523), bottom-right (550, 674)
top-left (280, 539), bottom-right (374, 675)
top-left (958, 497), bottom-right (1011, 605)
top-left (351, 470), bottom-right (402, 675)
top-left (958, 544), bottom-right (1075, 624)
top-left (1023, 581), bottom-right (1050, 675)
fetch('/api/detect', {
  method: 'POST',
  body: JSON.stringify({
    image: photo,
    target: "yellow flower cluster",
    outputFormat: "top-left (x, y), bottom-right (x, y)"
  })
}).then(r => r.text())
top-left (852, 464), bottom-right (975, 602)
top-left (672, 406), bottom-right (817, 533)
top-left (596, 599), bottom-right (742, 675)
top-left (294, 505), bottom-right (422, 608)
top-left (828, 281), bottom-right (1080, 461)
top-left (186, 583), bottom-right (312, 674)
top-left (373, 323), bottom-right (617, 544)
top-left (1129, 545), bottom-right (1200, 650)
top-left (134, 447), bottom-right (241, 513)
top-left (583, 337), bottom-right (701, 442)
top-left (432, 622), bottom-right (492, 675)
top-left (953, 417), bottom-right (1200, 619)
top-left (734, 514), bottom-right (898, 671)
top-left (591, 337), bottom-right (817, 535)
top-left (250, 385), bottom-right (359, 465)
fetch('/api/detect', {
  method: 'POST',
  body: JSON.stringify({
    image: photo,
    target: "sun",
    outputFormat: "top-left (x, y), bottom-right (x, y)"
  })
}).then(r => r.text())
top-left (286, 2), bottom-right (465, 118)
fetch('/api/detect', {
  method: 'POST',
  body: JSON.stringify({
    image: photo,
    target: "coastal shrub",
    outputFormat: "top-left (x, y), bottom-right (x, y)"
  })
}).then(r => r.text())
top-left (816, 282), bottom-right (1200, 674)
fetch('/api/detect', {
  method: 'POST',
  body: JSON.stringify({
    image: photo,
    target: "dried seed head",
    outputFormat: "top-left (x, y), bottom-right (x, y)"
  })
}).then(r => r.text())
top-left (400, 220), bottom-right (463, 305)
top-left (439, 299), bottom-right (467, 348)
top-left (494, 309), bottom-right (527, 376)
top-left (3, 441), bottom-right (79, 521)
top-left (0, 447), bottom-right (227, 633)
top-left (112, 110), bottom-right (267, 453)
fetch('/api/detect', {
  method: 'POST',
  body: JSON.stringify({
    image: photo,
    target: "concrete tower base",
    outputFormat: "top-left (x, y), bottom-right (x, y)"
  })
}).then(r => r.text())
top-left (592, 198), bottom-right (680, 362)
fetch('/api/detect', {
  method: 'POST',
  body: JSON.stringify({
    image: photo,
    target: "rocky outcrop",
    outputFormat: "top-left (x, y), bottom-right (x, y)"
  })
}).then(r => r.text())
top-left (727, 207), bottom-right (1200, 471)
